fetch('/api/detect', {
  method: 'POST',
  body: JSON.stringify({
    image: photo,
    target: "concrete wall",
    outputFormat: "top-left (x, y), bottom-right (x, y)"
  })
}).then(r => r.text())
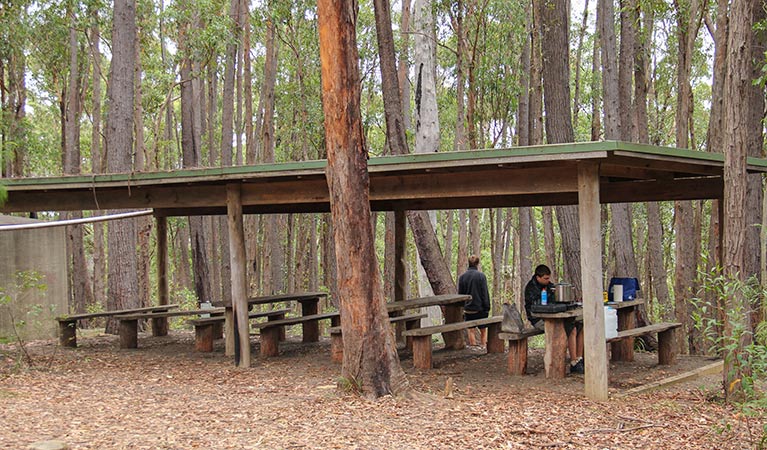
top-left (0, 215), bottom-right (68, 342)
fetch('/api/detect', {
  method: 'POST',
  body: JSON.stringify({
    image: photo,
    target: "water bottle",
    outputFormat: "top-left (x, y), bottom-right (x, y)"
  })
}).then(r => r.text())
top-left (541, 288), bottom-right (548, 305)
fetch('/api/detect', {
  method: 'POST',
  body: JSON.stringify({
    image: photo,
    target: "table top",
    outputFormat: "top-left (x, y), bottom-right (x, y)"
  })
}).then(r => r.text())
top-left (386, 294), bottom-right (470, 313)
top-left (213, 291), bottom-right (327, 307)
top-left (532, 298), bottom-right (644, 319)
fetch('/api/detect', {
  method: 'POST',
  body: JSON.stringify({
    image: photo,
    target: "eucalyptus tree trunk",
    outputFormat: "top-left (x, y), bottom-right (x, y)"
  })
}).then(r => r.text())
top-left (89, 6), bottom-right (107, 309)
top-left (721, 0), bottom-right (758, 403)
top-left (105, 0), bottom-right (139, 333)
top-left (134, 26), bottom-right (152, 309)
top-left (260, 17), bottom-right (283, 294)
top-left (179, 19), bottom-right (213, 305)
top-left (318, 0), bottom-right (409, 397)
top-left (572, 0), bottom-right (590, 133)
top-left (372, 0), bottom-right (455, 302)
top-left (64, 11), bottom-right (93, 317)
top-left (673, 0), bottom-right (704, 354)
top-left (516, 0), bottom-right (533, 307)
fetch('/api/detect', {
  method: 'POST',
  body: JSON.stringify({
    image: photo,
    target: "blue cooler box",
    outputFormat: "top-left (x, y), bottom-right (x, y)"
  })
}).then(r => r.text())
top-left (608, 277), bottom-right (640, 302)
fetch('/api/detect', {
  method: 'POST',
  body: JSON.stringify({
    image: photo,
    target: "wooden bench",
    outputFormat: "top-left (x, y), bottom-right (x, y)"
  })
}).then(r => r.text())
top-left (401, 316), bottom-right (504, 369)
top-left (498, 327), bottom-right (545, 375)
top-left (188, 308), bottom-right (291, 352)
top-left (606, 322), bottom-right (682, 365)
top-left (328, 313), bottom-right (427, 363)
top-left (56, 304), bottom-right (179, 348)
top-left (116, 308), bottom-right (225, 349)
top-left (252, 312), bottom-right (341, 357)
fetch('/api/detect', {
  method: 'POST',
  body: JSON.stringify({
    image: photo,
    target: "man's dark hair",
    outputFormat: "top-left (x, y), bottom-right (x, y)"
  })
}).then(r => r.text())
top-left (468, 255), bottom-right (480, 268)
top-left (534, 264), bottom-right (551, 277)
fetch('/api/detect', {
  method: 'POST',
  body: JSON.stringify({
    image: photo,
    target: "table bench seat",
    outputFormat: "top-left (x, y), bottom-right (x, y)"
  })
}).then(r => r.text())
top-left (252, 312), bottom-right (341, 357)
top-left (499, 328), bottom-right (545, 375)
top-left (606, 322), bottom-right (682, 365)
top-left (328, 313), bottom-right (427, 363)
top-left (56, 304), bottom-right (179, 348)
top-left (117, 308), bottom-right (225, 349)
top-left (401, 316), bottom-right (504, 369)
top-left (188, 308), bottom-right (291, 352)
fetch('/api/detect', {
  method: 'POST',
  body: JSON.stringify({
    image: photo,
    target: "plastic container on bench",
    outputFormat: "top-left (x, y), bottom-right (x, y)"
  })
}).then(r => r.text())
top-left (604, 306), bottom-right (617, 339)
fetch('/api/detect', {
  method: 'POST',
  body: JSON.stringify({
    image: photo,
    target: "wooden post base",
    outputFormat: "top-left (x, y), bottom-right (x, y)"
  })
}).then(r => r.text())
top-left (151, 317), bottom-right (169, 337)
top-left (330, 332), bottom-right (343, 363)
top-left (486, 322), bottom-right (504, 353)
top-left (411, 335), bottom-right (432, 369)
top-left (59, 321), bottom-right (77, 348)
top-left (260, 327), bottom-right (280, 357)
top-left (658, 328), bottom-right (677, 365)
top-left (119, 320), bottom-right (138, 349)
top-left (612, 308), bottom-right (635, 361)
top-left (544, 319), bottom-right (567, 379)
top-left (195, 324), bottom-right (214, 352)
top-left (507, 339), bottom-right (528, 375)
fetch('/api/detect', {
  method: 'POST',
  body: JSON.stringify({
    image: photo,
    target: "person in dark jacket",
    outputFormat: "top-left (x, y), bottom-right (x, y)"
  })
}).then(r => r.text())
top-left (524, 264), bottom-right (584, 374)
top-left (458, 255), bottom-right (491, 347)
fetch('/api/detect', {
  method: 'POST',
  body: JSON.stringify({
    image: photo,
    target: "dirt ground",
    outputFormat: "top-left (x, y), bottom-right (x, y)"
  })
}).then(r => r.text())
top-left (1, 329), bottom-right (764, 450)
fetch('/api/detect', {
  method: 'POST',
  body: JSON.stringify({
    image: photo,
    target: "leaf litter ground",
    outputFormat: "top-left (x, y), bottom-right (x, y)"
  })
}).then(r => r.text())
top-left (1, 330), bottom-right (763, 449)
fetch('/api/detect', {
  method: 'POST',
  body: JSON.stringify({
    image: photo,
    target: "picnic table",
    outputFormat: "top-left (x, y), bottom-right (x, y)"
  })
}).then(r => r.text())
top-left (532, 299), bottom-right (681, 379)
top-left (387, 294), bottom-right (471, 350)
top-left (56, 304), bottom-right (179, 347)
top-left (213, 291), bottom-right (328, 355)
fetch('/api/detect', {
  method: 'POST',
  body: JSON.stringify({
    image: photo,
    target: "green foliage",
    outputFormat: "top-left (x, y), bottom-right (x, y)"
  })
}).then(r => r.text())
top-left (0, 270), bottom-right (50, 369)
top-left (692, 270), bottom-right (767, 419)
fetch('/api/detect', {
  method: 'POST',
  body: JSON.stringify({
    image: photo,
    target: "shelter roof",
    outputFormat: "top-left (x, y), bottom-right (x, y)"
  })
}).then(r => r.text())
top-left (2, 141), bottom-right (766, 216)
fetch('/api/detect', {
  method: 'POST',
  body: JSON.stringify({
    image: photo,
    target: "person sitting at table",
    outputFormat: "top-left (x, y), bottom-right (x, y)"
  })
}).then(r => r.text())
top-left (458, 254), bottom-right (491, 348)
top-left (524, 264), bottom-right (584, 374)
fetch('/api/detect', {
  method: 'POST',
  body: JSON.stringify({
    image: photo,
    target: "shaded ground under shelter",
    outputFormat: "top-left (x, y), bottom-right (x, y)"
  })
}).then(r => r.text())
top-left (3, 140), bottom-right (766, 400)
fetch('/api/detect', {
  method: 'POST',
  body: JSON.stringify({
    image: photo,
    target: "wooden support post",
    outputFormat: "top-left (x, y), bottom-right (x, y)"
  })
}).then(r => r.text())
top-left (330, 331), bottom-right (343, 363)
top-left (119, 320), bottom-right (138, 349)
top-left (544, 319), bottom-right (567, 379)
top-left (227, 184), bottom-right (250, 368)
top-left (59, 321), bottom-right (77, 348)
top-left (394, 211), bottom-right (408, 345)
top-left (405, 319), bottom-right (420, 351)
top-left (224, 308), bottom-right (235, 356)
top-left (411, 335), bottom-right (432, 369)
top-left (260, 327), bottom-right (280, 357)
top-left (442, 305), bottom-right (465, 350)
top-left (267, 312), bottom-right (287, 341)
top-left (612, 308), bottom-right (636, 361)
top-left (486, 322), bottom-right (504, 354)
top-left (154, 215), bottom-right (169, 337)
top-left (658, 328), bottom-right (677, 365)
top-left (507, 339), bottom-right (528, 375)
top-left (578, 161), bottom-right (608, 400)
top-left (299, 298), bottom-right (320, 342)
top-left (195, 324), bottom-right (214, 352)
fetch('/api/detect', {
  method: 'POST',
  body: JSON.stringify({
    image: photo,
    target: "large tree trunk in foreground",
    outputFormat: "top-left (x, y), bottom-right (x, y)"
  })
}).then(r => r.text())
top-left (105, 0), bottom-right (138, 333)
top-left (318, 0), bottom-right (409, 398)
top-left (721, 0), bottom-right (757, 403)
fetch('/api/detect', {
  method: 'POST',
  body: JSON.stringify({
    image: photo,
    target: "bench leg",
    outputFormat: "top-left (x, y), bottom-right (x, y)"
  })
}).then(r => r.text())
top-left (260, 327), bottom-right (280, 357)
top-left (411, 335), bottom-right (432, 369)
top-left (299, 299), bottom-right (320, 342)
top-left (442, 305), bottom-right (465, 350)
top-left (486, 322), bottom-right (504, 354)
top-left (195, 324), bottom-right (215, 352)
top-left (405, 319), bottom-right (420, 352)
top-left (151, 317), bottom-right (169, 337)
top-left (212, 322), bottom-right (224, 340)
top-left (225, 309), bottom-right (235, 357)
top-left (59, 321), bottom-right (77, 348)
top-left (507, 339), bottom-right (528, 375)
top-left (119, 319), bottom-right (139, 349)
top-left (330, 332), bottom-right (343, 363)
top-left (266, 313), bottom-right (287, 341)
top-left (544, 319), bottom-right (567, 379)
top-left (611, 309), bottom-right (635, 361)
top-left (658, 328), bottom-right (677, 365)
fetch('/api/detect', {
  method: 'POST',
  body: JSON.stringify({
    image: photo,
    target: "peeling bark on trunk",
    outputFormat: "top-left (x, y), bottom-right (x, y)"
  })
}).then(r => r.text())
top-left (318, 0), bottom-right (408, 397)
